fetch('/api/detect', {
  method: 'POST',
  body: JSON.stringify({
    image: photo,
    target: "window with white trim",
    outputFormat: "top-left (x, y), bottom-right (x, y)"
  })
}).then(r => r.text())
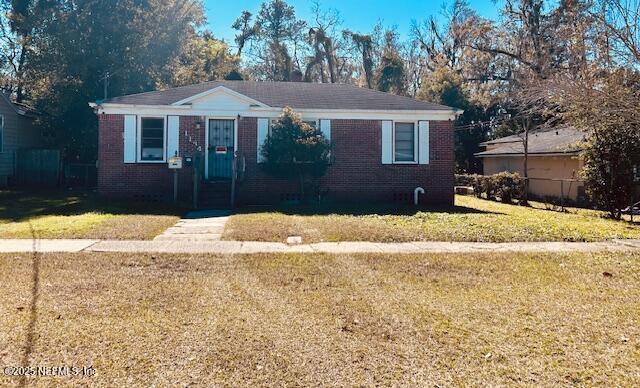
top-left (394, 122), bottom-right (416, 162)
top-left (140, 117), bottom-right (165, 161)
top-left (268, 118), bottom-right (277, 135)
top-left (0, 115), bottom-right (4, 153)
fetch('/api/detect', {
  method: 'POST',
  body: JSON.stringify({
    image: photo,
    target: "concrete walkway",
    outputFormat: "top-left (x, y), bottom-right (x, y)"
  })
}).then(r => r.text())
top-left (153, 210), bottom-right (230, 241)
top-left (1, 239), bottom-right (640, 254)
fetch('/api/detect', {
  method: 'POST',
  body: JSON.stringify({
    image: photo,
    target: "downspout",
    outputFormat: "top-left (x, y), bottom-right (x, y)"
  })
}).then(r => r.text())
top-left (414, 187), bottom-right (425, 206)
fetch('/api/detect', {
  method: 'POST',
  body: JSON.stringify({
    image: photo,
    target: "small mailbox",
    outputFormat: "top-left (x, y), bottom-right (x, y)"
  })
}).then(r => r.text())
top-left (168, 155), bottom-right (183, 169)
top-left (215, 146), bottom-right (228, 154)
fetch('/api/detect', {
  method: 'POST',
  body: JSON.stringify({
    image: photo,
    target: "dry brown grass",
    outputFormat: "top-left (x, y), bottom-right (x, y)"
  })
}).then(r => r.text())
top-left (223, 195), bottom-right (640, 243)
top-left (0, 190), bottom-right (182, 239)
top-left (1, 251), bottom-right (639, 386)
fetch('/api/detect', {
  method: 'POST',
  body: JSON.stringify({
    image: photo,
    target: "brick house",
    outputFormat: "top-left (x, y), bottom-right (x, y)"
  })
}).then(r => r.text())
top-left (91, 81), bottom-right (461, 207)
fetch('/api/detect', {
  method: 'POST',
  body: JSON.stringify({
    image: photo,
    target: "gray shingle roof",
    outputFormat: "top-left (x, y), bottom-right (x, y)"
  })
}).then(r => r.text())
top-left (102, 80), bottom-right (456, 111)
top-left (475, 127), bottom-right (584, 157)
top-left (0, 92), bottom-right (39, 116)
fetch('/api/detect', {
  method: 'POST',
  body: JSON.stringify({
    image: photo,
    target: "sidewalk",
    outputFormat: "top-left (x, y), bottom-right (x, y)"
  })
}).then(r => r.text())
top-left (1, 239), bottom-right (640, 254)
top-left (153, 210), bottom-right (231, 241)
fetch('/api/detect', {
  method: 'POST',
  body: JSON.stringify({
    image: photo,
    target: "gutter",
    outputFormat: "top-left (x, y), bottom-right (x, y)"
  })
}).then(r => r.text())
top-left (90, 101), bottom-right (190, 109)
top-left (475, 151), bottom-right (583, 158)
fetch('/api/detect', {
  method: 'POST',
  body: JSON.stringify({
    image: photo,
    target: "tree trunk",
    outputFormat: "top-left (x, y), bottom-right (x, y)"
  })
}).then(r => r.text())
top-left (521, 117), bottom-right (530, 205)
top-left (321, 39), bottom-right (336, 83)
top-left (363, 55), bottom-right (373, 89)
top-left (15, 46), bottom-right (28, 103)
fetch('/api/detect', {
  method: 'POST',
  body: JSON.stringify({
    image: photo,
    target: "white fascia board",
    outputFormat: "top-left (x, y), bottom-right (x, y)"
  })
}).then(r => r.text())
top-left (96, 104), bottom-right (459, 121)
top-left (171, 85), bottom-right (270, 107)
top-left (475, 152), bottom-right (582, 158)
top-left (250, 107), bottom-right (461, 121)
top-left (101, 103), bottom-right (190, 109)
top-left (94, 103), bottom-right (190, 114)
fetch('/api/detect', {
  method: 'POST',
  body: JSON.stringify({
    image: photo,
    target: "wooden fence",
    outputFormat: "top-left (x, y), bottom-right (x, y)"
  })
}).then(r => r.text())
top-left (14, 149), bottom-right (97, 188)
top-left (15, 149), bottom-right (61, 187)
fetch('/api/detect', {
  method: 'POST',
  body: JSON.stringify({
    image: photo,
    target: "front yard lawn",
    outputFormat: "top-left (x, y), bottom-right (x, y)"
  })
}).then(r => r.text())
top-left (223, 195), bottom-right (640, 242)
top-left (1, 251), bottom-right (638, 385)
top-left (0, 190), bottom-right (183, 240)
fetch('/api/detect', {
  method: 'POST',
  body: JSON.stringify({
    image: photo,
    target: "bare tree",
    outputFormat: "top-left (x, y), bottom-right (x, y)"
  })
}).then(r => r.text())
top-left (466, 0), bottom-right (593, 81)
top-left (410, 0), bottom-right (512, 102)
top-left (411, 0), bottom-right (477, 72)
top-left (0, 2), bottom-right (20, 91)
top-left (304, 1), bottom-right (342, 83)
top-left (4, 0), bottom-right (40, 101)
top-left (593, 0), bottom-right (640, 65)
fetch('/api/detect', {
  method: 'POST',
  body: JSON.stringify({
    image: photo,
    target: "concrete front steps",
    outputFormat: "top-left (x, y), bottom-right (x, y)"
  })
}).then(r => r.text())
top-left (199, 180), bottom-right (231, 209)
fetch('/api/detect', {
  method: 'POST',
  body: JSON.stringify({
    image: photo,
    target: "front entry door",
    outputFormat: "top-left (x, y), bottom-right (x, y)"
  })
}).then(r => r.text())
top-left (208, 119), bottom-right (235, 179)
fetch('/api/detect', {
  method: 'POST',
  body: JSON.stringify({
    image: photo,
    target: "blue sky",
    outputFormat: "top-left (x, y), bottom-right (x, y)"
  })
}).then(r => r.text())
top-left (203, 0), bottom-right (501, 45)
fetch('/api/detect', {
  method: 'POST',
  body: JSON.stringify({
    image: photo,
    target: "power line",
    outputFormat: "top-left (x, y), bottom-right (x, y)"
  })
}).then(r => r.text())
top-left (454, 120), bottom-right (493, 131)
top-left (454, 114), bottom-right (512, 131)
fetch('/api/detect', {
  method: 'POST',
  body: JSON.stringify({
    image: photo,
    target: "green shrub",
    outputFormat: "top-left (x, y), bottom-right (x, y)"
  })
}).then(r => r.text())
top-left (491, 172), bottom-right (524, 203)
top-left (454, 174), bottom-right (476, 186)
top-left (462, 172), bottom-right (524, 203)
top-left (455, 174), bottom-right (486, 198)
top-left (261, 107), bottom-right (331, 201)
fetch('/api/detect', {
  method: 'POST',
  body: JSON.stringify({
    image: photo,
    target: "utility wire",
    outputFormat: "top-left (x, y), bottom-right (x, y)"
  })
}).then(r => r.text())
top-left (454, 115), bottom-right (512, 131)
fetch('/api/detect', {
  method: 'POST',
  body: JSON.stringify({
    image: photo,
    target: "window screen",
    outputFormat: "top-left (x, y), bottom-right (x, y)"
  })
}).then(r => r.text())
top-left (394, 122), bottom-right (415, 162)
top-left (140, 117), bottom-right (164, 161)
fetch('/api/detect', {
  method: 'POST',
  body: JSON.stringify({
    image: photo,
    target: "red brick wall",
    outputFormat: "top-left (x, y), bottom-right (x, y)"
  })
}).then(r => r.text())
top-left (98, 115), bottom-right (454, 205)
top-left (97, 114), bottom-right (205, 202)
top-left (235, 117), bottom-right (454, 205)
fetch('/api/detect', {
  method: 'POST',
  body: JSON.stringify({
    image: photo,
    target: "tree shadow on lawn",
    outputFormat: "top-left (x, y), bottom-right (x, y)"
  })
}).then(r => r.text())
top-left (0, 189), bottom-right (186, 223)
top-left (234, 202), bottom-right (503, 217)
top-left (20, 222), bottom-right (41, 388)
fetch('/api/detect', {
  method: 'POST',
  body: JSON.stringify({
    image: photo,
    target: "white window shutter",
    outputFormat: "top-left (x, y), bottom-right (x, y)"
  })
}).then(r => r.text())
top-left (320, 119), bottom-right (331, 141)
top-left (123, 115), bottom-right (137, 163)
top-left (167, 116), bottom-right (179, 158)
top-left (381, 120), bottom-right (393, 164)
top-left (418, 121), bottom-right (430, 164)
top-left (257, 118), bottom-right (269, 163)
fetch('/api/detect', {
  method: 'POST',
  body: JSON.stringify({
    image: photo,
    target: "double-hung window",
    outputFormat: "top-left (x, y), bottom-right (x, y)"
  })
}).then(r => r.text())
top-left (268, 118), bottom-right (279, 136)
top-left (139, 117), bottom-right (165, 161)
top-left (394, 122), bottom-right (416, 163)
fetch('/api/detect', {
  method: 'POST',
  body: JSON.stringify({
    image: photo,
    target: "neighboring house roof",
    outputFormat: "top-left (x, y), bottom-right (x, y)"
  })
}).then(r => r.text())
top-left (0, 92), bottom-right (39, 117)
top-left (101, 80), bottom-right (458, 111)
top-left (475, 127), bottom-right (584, 157)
